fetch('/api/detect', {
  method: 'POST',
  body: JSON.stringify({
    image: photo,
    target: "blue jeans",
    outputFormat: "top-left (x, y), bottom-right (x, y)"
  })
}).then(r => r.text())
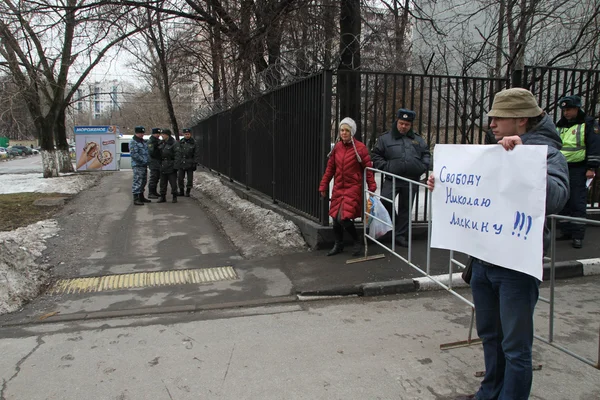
top-left (471, 261), bottom-right (540, 400)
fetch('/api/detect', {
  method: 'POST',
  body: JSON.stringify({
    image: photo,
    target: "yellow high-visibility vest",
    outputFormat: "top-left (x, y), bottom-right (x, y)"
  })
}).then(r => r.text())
top-left (559, 123), bottom-right (586, 162)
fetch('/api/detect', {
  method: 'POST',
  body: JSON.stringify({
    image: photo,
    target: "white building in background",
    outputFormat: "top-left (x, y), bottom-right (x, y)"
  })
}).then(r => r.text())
top-left (74, 79), bottom-right (124, 120)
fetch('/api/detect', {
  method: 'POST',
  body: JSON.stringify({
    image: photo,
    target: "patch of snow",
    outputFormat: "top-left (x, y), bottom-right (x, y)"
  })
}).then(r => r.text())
top-left (0, 220), bottom-right (60, 314)
top-left (194, 172), bottom-right (307, 257)
top-left (0, 172), bottom-right (98, 316)
top-left (0, 172), bottom-right (98, 194)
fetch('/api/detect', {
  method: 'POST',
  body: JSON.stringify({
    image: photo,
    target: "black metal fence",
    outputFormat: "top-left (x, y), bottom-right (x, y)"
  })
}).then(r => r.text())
top-left (523, 65), bottom-right (600, 207)
top-left (524, 66), bottom-right (600, 120)
top-left (194, 66), bottom-right (600, 224)
top-left (333, 71), bottom-right (510, 221)
top-left (193, 72), bottom-right (332, 224)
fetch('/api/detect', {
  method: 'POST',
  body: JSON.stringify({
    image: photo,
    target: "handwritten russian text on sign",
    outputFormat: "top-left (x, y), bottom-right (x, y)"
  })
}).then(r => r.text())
top-left (430, 145), bottom-right (548, 280)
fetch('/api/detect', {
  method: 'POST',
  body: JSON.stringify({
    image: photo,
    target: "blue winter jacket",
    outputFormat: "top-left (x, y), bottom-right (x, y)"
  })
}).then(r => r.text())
top-left (130, 135), bottom-right (149, 167)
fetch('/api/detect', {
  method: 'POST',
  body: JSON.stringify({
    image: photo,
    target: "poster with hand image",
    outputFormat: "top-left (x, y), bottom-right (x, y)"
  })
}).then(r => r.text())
top-left (74, 126), bottom-right (118, 171)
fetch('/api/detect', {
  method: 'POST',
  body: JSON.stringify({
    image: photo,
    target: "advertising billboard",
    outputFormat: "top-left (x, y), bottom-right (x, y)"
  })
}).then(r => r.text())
top-left (74, 126), bottom-right (119, 171)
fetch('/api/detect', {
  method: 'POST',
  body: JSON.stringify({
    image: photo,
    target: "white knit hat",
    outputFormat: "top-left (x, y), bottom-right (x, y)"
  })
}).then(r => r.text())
top-left (339, 117), bottom-right (357, 136)
top-left (334, 117), bottom-right (362, 163)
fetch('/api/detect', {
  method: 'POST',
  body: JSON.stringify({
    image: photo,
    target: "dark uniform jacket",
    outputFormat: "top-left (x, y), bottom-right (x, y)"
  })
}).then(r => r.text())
top-left (147, 135), bottom-right (162, 170)
top-left (371, 124), bottom-right (431, 180)
top-left (158, 137), bottom-right (182, 174)
top-left (179, 137), bottom-right (200, 170)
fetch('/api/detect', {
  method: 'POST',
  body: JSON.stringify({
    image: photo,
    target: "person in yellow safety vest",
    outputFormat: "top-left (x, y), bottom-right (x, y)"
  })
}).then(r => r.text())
top-left (556, 95), bottom-right (600, 249)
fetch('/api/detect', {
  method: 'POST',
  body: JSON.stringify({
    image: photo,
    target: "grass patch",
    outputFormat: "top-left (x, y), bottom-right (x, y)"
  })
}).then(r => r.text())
top-left (0, 193), bottom-right (69, 232)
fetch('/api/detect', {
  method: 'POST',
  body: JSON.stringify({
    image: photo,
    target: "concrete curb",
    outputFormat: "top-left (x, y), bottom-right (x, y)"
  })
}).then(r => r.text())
top-left (298, 258), bottom-right (600, 298)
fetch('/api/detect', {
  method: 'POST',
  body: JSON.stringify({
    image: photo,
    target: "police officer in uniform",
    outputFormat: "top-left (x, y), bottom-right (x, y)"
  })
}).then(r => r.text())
top-left (372, 109), bottom-right (431, 247)
top-left (556, 95), bottom-right (600, 248)
top-left (177, 128), bottom-right (200, 197)
top-left (147, 128), bottom-right (162, 199)
top-left (130, 126), bottom-right (151, 205)
top-left (157, 129), bottom-right (182, 203)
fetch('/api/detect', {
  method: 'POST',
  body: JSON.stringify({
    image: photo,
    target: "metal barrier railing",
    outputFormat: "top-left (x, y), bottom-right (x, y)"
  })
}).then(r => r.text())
top-left (535, 214), bottom-right (600, 369)
top-left (361, 167), bottom-right (474, 311)
top-left (361, 166), bottom-right (600, 368)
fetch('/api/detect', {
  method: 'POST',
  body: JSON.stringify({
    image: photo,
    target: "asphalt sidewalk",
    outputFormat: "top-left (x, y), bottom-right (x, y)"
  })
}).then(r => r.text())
top-left (1, 171), bottom-right (599, 326)
top-left (275, 227), bottom-right (600, 297)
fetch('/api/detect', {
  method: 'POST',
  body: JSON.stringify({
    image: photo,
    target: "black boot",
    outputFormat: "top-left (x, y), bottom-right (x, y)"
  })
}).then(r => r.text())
top-left (178, 189), bottom-right (184, 196)
top-left (327, 221), bottom-right (344, 256)
top-left (139, 192), bottom-right (151, 203)
top-left (327, 242), bottom-right (344, 256)
top-left (351, 240), bottom-right (363, 257)
top-left (157, 195), bottom-right (167, 203)
top-left (185, 188), bottom-right (191, 197)
top-left (133, 194), bottom-right (144, 206)
top-left (148, 190), bottom-right (159, 199)
top-left (342, 220), bottom-right (362, 256)
top-left (172, 195), bottom-right (178, 203)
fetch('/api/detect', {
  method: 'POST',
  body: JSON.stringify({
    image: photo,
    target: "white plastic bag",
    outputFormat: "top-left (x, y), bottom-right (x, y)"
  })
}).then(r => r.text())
top-left (366, 195), bottom-right (392, 239)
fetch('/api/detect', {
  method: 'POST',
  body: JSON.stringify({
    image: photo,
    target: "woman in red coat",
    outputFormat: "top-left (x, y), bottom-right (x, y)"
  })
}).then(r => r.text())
top-left (319, 117), bottom-right (377, 256)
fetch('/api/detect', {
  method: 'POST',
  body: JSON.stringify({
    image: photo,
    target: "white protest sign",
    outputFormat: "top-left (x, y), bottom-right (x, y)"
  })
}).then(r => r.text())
top-left (430, 144), bottom-right (548, 280)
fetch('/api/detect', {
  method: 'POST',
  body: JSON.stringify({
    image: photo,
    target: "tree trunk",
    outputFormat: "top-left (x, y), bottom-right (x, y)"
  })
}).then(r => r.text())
top-left (210, 23), bottom-right (222, 101)
top-left (239, 0), bottom-right (253, 98)
top-left (338, 0), bottom-right (362, 141)
top-left (394, 0), bottom-right (410, 71)
top-left (41, 150), bottom-right (59, 178)
top-left (323, 0), bottom-right (336, 69)
top-left (495, 0), bottom-right (506, 92)
top-left (264, 21), bottom-right (282, 88)
top-left (55, 108), bottom-right (74, 173)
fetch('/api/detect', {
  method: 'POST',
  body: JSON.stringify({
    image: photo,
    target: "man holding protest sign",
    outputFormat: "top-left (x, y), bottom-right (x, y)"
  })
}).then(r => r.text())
top-left (372, 108), bottom-right (430, 247)
top-left (428, 88), bottom-right (569, 400)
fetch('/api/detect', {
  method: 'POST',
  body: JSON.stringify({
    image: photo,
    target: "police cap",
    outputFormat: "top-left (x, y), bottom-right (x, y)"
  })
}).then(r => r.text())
top-left (558, 95), bottom-right (582, 110)
top-left (396, 109), bottom-right (416, 122)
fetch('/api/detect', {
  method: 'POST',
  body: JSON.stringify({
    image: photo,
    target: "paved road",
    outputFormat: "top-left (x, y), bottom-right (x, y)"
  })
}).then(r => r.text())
top-left (1, 169), bottom-right (600, 326)
top-left (0, 171), bottom-right (297, 326)
top-left (1, 276), bottom-right (598, 400)
top-left (0, 154), bottom-right (42, 174)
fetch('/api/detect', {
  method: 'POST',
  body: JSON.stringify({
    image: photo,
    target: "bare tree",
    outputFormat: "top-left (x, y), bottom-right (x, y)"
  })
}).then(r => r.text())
top-left (0, 0), bottom-right (145, 177)
top-left (0, 77), bottom-right (36, 140)
top-left (414, 0), bottom-right (600, 79)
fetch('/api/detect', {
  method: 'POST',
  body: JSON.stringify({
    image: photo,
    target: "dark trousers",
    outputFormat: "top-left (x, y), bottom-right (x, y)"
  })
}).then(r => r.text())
top-left (148, 168), bottom-right (161, 194)
top-left (159, 172), bottom-right (178, 196)
top-left (381, 179), bottom-right (417, 238)
top-left (332, 218), bottom-right (359, 243)
top-left (558, 165), bottom-right (587, 239)
top-left (471, 261), bottom-right (540, 400)
top-left (178, 168), bottom-right (194, 191)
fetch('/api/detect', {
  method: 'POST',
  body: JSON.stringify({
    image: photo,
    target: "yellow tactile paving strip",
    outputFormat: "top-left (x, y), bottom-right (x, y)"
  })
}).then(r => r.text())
top-left (48, 266), bottom-right (238, 295)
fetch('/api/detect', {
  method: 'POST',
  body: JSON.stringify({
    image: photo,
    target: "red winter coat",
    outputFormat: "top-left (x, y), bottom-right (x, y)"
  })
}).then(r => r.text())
top-left (319, 139), bottom-right (377, 220)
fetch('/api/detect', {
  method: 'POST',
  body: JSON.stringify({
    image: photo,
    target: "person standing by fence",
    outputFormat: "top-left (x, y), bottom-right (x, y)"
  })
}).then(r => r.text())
top-left (371, 109), bottom-right (430, 247)
top-left (319, 117), bottom-right (377, 257)
top-left (556, 95), bottom-right (600, 249)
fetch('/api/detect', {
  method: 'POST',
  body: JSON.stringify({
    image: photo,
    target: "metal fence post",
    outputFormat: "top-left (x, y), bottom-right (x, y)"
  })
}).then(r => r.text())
top-left (320, 70), bottom-right (333, 226)
top-left (272, 95), bottom-right (277, 203)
